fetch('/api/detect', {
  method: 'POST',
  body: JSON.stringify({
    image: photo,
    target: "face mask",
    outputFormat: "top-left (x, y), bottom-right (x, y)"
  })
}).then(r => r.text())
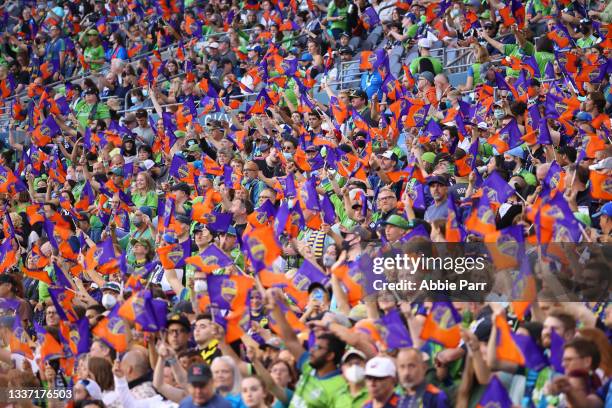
top-left (36, 187), bottom-right (46, 194)
top-left (223, 80), bottom-right (231, 88)
top-left (101, 293), bottom-right (117, 309)
top-left (355, 139), bottom-right (366, 149)
top-left (142, 89), bottom-right (149, 97)
top-left (193, 279), bottom-right (208, 293)
top-left (322, 254), bottom-right (336, 267)
top-left (345, 365), bottom-right (365, 384)
top-left (163, 233), bottom-right (177, 244)
top-left (76, 173), bottom-right (85, 182)
top-left (131, 96), bottom-right (139, 104)
top-left (445, 100), bottom-right (452, 109)
top-left (450, 8), bottom-right (460, 18)
top-left (494, 109), bottom-right (505, 120)
top-left (283, 152), bottom-right (292, 161)
top-left (132, 217), bottom-right (143, 227)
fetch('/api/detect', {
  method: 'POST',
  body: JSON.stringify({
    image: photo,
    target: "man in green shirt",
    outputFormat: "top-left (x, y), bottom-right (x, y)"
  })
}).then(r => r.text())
top-left (267, 288), bottom-right (350, 408)
top-left (409, 38), bottom-right (443, 76)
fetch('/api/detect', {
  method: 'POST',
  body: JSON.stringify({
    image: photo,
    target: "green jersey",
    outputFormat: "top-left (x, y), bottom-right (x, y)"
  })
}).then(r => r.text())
top-left (290, 353), bottom-right (350, 408)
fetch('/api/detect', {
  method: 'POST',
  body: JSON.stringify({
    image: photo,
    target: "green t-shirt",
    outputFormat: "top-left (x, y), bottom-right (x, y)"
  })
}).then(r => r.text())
top-left (577, 35), bottom-right (597, 49)
top-left (327, 2), bottom-right (348, 31)
top-left (132, 190), bottom-right (159, 213)
top-left (409, 56), bottom-right (443, 75)
top-left (84, 45), bottom-right (105, 71)
top-left (503, 42), bottom-right (534, 78)
top-left (75, 100), bottom-right (110, 128)
top-left (289, 353), bottom-right (350, 408)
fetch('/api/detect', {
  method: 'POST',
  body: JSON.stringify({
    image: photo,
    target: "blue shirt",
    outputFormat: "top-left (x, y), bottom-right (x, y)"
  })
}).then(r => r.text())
top-left (360, 70), bottom-right (382, 99)
top-left (178, 394), bottom-right (232, 408)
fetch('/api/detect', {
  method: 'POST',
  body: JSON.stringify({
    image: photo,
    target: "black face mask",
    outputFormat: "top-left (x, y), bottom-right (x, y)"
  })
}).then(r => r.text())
top-left (94, 174), bottom-right (108, 183)
top-left (36, 187), bottom-right (46, 194)
top-left (355, 139), bottom-right (366, 149)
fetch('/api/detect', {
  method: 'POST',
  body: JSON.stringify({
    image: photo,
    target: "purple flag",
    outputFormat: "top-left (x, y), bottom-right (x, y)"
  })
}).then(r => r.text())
top-left (511, 332), bottom-right (548, 371)
top-left (478, 376), bottom-right (512, 408)
top-left (294, 259), bottom-right (329, 289)
top-left (199, 244), bottom-right (233, 268)
top-left (400, 224), bottom-right (429, 242)
top-left (205, 212), bottom-right (233, 233)
top-left (303, 177), bottom-right (320, 211)
top-left (378, 308), bottom-right (412, 349)
top-left (362, 6), bottom-right (380, 29)
top-left (482, 171), bottom-right (515, 204)
top-left (320, 194), bottom-right (336, 224)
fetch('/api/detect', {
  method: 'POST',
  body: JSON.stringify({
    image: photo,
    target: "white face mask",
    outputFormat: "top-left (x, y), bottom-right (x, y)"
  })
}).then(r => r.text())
top-left (131, 96), bottom-right (139, 104)
top-left (344, 365), bottom-right (365, 384)
top-left (193, 279), bottom-right (208, 293)
top-left (101, 293), bottom-right (117, 309)
top-left (223, 80), bottom-right (231, 88)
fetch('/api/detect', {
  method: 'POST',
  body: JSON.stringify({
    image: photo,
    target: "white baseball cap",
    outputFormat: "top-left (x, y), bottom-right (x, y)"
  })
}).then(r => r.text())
top-left (417, 38), bottom-right (432, 49)
top-left (365, 356), bottom-right (396, 378)
top-left (589, 157), bottom-right (612, 171)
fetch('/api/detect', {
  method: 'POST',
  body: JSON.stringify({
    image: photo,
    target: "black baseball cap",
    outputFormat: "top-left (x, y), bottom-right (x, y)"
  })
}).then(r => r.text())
top-left (167, 313), bottom-right (191, 331)
top-left (188, 363), bottom-right (213, 384)
top-left (170, 182), bottom-right (192, 195)
top-left (350, 89), bottom-right (367, 100)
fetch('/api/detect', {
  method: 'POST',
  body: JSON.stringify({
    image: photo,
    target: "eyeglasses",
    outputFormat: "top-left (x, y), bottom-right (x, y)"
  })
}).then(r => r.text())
top-left (167, 328), bottom-right (187, 336)
top-left (283, 146), bottom-right (294, 151)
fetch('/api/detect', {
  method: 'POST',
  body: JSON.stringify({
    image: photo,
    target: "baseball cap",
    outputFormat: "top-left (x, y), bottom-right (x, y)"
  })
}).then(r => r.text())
top-left (473, 318), bottom-right (492, 342)
top-left (417, 38), bottom-right (432, 49)
top-left (173, 300), bottom-right (194, 315)
top-left (575, 111), bottom-right (593, 122)
top-left (426, 175), bottom-right (449, 186)
top-left (350, 89), bottom-right (367, 99)
top-left (175, 213), bottom-right (192, 225)
top-left (102, 281), bottom-right (121, 294)
top-left (365, 356), bottom-right (396, 378)
top-left (130, 238), bottom-right (152, 253)
top-left (170, 182), bottom-right (192, 195)
top-left (225, 226), bottom-right (237, 236)
top-left (341, 348), bottom-right (366, 364)
top-left (593, 202), bottom-right (612, 218)
top-left (383, 214), bottom-right (412, 230)
top-left (300, 52), bottom-right (313, 62)
top-left (417, 71), bottom-right (435, 84)
top-left (207, 42), bottom-right (220, 49)
top-left (477, 122), bottom-right (488, 130)
top-left (84, 88), bottom-right (97, 95)
top-left (339, 46), bottom-right (353, 55)
top-left (167, 313), bottom-right (191, 331)
top-left (589, 157), bottom-right (612, 171)
top-left (187, 363), bottom-right (213, 384)
top-left (381, 150), bottom-right (398, 162)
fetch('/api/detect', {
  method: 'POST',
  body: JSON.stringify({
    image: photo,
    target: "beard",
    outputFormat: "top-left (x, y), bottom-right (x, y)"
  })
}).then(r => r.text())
top-left (309, 354), bottom-right (328, 370)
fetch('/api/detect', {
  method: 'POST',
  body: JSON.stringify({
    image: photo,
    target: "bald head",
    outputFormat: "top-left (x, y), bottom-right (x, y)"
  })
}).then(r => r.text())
top-left (536, 162), bottom-right (551, 183)
top-left (121, 347), bottom-right (151, 381)
top-left (396, 348), bottom-right (427, 391)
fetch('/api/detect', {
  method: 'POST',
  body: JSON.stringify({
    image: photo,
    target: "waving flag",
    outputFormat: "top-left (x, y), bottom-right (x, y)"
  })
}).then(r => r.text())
top-left (192, 209), bottom-right (232, 233)
top-left (482, 171), bottom-right (515, 205)
top-left (207, 274), bottom-right (255, 312)
top-left (48, 287), bottom-right (79, 323)
top-left (550, 329), bottom-right (565, 373)
top-left (243, 226), bottom-right (281, 272)
top-left (466, 194), bottom-right (497, 236)
top-left (590, 171), bottom-right (612, 200)
top-left (118, 290), bottom-right (164, 332)
top-left (420, 302), bottom-right (462, 348)
top-left (157, 239), bottom-right (191, 270)
top-left (186, 244), bottom-right (233, 273)
top-left (9, 318), bottom-right (33, 359)
top-left (487, 119), bottom-right (522, 154)
top-left (477, 376), bottom-right (512, 408)
top-left (84, 238), bottom-right (118, 274)
top-left (446, 197), bottom-right (466, 242)
top-left (0, 238), bottom-right (17, 272)
top-left (484, 226), bottom-right (523, 270)
top-left (377, 308), bottom-right (412, 349)
top-left (495, 314), bottom-right (547, 370)
top-left (169, 154), bottom-right (197, 184)
top-left (92, 311), bottom-right (129, 352)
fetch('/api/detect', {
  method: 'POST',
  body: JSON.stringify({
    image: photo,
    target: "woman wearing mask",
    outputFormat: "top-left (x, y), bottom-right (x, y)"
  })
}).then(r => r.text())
top-left (121, 136), bottom-right (137, 164)
top-left (106, 32), bottom-right (128, 62)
